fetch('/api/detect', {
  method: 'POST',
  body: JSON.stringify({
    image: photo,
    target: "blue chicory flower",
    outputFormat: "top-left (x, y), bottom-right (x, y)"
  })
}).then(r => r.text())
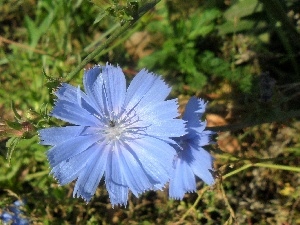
top-left (0, 211), bottom-right (13, 223)
top-left (39, 63), bottom-right (186, 206)
top-left (12, 217), bottom-right (29, 225)
top-left (169, 97), bottom-right (215, 199)
top-left (0, 200), bottom-right (29, 225)
top-left (8, 200), bottom-right (25, 216)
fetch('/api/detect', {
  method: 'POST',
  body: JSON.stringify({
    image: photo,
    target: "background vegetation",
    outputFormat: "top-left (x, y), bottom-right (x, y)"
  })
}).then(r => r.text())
top-left (0, 0), bottom-right (300, 224)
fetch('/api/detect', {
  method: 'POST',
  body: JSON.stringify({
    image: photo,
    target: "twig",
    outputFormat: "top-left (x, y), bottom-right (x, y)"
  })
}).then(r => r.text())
top-left (220, 183), bottom-right (236, 225)
top-left (222, 162), bottom-right (300, 181)
top-left (178, 186), bottom-right (210, 223)
top-left (0, 35), bottom-right (51, 56)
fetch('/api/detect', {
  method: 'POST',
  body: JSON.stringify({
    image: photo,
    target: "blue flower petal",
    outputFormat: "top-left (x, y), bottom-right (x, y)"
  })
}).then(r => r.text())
top-left (8, 205), bottom-right (21, 215)
top-left (1, 212), bottom-right (13, 222)
top-left (169, 97), bottom-right (215, 199)
top-left (51, 99), bottom-right (100, 126)
top-left (100, 64), bottom-right (126, 115)
top-left (84, 64), bottom-right (126, 117)
top-left (73, 143), bottom-right (110, 201)
top-left (83, 66), bottom-right (102, 97)
top-left (198, 129), bottom-right (215, 146)
top-left (39, 126), bottom-right (85, 145)
top-left (106, 181), bottom-right (129, 207)
top-left (183, 97), bottom-right (207, 123)
top-left (105, 149), bottom-right (129, 206)
top-left (83, 66), bottom-right (107, 114)
top-left (124, 69), bottom-right (171, 111)
top-left (113, 148), bottom-right (149, 196)
top-left (137, 99), bottom-right (179, 119)
top-left (189, 147), bottom-right (214, 185)
top-left (13, 200), bottom-right (25, 207)
top-left (50, 147), bottom-right (95, 185)
top-left (127, 136), bottom-right (175, 186)
top-left (144, 119), bottom-right (186, 140)
top-left (47, 134), bottom-right (101, 167)
top-left (56, 83), bottom-right (100, 116)
top-left (169, 157), bottom-right (196, 199)
top-left (136, 99), bottom-right (186, 139)
top-left (13, 217), bottom-right (30, 225)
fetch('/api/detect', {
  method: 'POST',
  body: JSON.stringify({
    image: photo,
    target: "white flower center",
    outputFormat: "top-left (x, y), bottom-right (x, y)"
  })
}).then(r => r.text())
top-left (97, 109), bottom-right (149, 143)
top-left (106, 121), bottom-right (125, 140)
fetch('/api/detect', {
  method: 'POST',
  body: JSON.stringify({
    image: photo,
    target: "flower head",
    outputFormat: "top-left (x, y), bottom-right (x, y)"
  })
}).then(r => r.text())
top-left (169, 97), bottom-right (215, 199)
top-left (39, 63), bottom-right (186, 206)
top-left (0, 200), bottom-right (29, 225)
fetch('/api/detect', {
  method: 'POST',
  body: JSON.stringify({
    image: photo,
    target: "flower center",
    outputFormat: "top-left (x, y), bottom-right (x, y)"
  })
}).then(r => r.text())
top-left (98, 109), bottom-right (149, 143)
top-left (105, 120), bottom-right (124, 140)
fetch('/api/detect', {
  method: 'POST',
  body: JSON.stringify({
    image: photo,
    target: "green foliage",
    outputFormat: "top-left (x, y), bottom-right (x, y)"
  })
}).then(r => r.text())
top-left (137, 3), bottom-right (258, 95)
top-left (198, 51), bottom-right (253, 93)
top-left (92, 0), bottom-right (156, 24)
top-left (218, 0), bottom-right (264, 34)
top-left (139, 7), bottom-right (223, 93)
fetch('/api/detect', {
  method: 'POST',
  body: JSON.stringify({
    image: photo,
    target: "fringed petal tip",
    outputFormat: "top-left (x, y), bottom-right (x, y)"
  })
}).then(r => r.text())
top-left (52, 83), bottom-right (69, 97)
top-left (138, 68), bottom-right (170, 89)
top-left (83, 64), bottom-right (102, 72)
top-left (73, 192), bottom-right (93, 204)
top-left (169, 196), bottom-right (183, 201)
top-left (108, 196), bottom-right (129, 208)
top-left (195, 99), bottom-right (208, 114)
top-left (84, 63), bottom-right (124, 74)
top-left (110, 203), bottom-right (126, 209)
top-left (169, 189), bottom-right (196, 200)
top-left (152, 183), bottom-right (167, 191)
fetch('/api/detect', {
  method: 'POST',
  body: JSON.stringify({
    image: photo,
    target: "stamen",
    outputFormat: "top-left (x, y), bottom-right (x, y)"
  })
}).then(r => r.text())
top-left (99, 107), bottom-right (150, 143)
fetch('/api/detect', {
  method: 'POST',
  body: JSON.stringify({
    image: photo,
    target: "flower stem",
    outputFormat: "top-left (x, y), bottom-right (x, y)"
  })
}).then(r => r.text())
top-left (220, 182), bottom-right (235, 224)
top-left (66, 21), bottom-right (132, 82)
top-left (66, 0), bottom-right (161, 82)
top-left (179, 186), bottom-right (210, 222)
top-left (223, 162), bottom-right (300, 180)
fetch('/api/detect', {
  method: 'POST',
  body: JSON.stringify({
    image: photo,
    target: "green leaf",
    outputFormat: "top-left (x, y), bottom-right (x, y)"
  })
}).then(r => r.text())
top-left (11, 101), bottom-right (22, 121)
top-left (24, 11), bottom-right (55, 52)
top-left (217, 19), bottom-right (256, 35)
top-left (5, 120), bottom-right (22, 130)
top-left (93, 11), bottom-right (108, 24)
top-left (224, 0), bottom-right (262, 20)
top-left (5, 137), bottom-right (21, 165)
top-left (189, 8), bottom-right (221, 39)
top-left (218, 0), bottom-right (264, 35)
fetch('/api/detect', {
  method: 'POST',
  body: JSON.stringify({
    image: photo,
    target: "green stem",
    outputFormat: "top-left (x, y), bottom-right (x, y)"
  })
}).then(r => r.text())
top-left (95, 21), bottom-right (143, 58)
top-left (223, 164), bottom-right (252, 180)
top-left (220, 182), bottom-right (235, 223)
top-left (66, 21), bottom-right (132, 82)
top-left (179, 186), bottom-right (210, 222)
top-left (254, 163), bottom-right (300, 172)
top-left (223, 162), bottom-right (300, 180)
top-left (24, 170), bottom-right (49, 181)
top-left (66, 0), bottom-right (161, 82)
top-left (259, 0), bottom-right (300, 46)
